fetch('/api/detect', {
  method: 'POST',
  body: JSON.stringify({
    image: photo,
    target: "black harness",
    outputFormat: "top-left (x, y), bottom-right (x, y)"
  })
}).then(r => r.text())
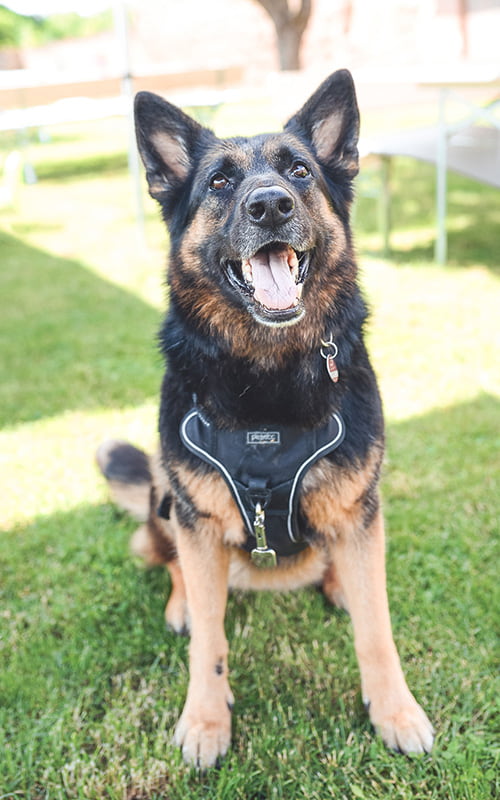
top-left (179, 406), bottom-right (345, 562)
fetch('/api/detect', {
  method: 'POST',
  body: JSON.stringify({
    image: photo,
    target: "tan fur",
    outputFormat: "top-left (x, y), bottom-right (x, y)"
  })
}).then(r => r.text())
top-left (313, 114), bottom-right (344, 161)
top-left (155, 449), bottom-right (432, 761)
top-left (164, 559), bottom-right (189, 633)
top-left (330, 509), bottom-right (433, 752)
top-left (141, 448), bottom-right (382, 595)
top-left (321, 561), bottom-right (348, 610)
top-left (151, 131), bottom-right (190, 180)
top-left (171, 514), bottom-right (234, 768)
top-left (170, 268), bottom-right (347, 369)
top-left (107, 480), bottom-right (150, 522)
top-left (228, 546), bottom-right (327, 593)
top-left (130, 523), bottom-right (164, 566)
top-left (149, 450), bottom-right (169, 496)
top-left (102, 435), bottom-right (432, 762)
top-left (170, 462), bottom-right (246, 549)
top-left (300, 443), bottom-right (383, 536)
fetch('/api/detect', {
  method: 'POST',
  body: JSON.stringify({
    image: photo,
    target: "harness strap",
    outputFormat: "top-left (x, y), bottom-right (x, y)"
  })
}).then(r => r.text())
top-left (179, 407), bottom-right (345, 559)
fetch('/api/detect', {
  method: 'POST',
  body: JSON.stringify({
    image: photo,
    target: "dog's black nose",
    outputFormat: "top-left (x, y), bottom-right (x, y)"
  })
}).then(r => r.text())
top-left (245, 185), bottom-right (295, 227)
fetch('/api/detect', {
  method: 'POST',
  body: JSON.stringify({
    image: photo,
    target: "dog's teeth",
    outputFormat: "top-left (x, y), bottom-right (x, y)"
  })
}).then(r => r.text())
top-left (242, 259), bottom-right (254, 286)
top-left (296, 284), bottom-right (303, 299)
top-left (288, 250), bottom-right (300, 281)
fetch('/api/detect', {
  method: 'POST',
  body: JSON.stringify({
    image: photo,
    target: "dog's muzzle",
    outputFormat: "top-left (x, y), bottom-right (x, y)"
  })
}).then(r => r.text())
top-left (223, 243), bottom-right (311, 326)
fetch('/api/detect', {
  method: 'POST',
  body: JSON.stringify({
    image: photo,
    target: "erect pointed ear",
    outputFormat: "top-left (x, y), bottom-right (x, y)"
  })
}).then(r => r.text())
top-left (134, 91), bottom-right (212, 201)
top-left (285, 69), bottom-right (360, 178)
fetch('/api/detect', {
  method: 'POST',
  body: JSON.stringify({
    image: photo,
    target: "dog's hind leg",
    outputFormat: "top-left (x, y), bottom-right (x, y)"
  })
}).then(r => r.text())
top-left (332, 508), bottom-right (434, 755)
top-left (322, 562), bottom-right (349, 612)
top-left (163, 558), bottom-right (189, 635)
top-left (97, 440), bottom-right (189, 632)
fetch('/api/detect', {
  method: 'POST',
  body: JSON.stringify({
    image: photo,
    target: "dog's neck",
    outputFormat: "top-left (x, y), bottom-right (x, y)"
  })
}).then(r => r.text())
top-left (161, 286), bottom-right (370, 427)
top-left (165, 330), bottom-right (358, 430)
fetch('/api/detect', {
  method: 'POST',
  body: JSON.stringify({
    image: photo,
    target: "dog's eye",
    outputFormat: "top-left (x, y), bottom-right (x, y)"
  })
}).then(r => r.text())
top-left (210, 173), bottom-right (229, 190)
top-left (290, 162), bottom-right (310, 179)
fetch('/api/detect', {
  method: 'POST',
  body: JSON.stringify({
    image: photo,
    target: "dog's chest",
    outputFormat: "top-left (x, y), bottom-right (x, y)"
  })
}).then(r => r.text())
top-left (180, 406), bottom-right (345, 561)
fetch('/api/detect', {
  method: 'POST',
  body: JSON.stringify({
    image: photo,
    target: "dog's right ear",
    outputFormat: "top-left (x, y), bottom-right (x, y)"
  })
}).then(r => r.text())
top-left (134, 91), bottom-right (212, 202)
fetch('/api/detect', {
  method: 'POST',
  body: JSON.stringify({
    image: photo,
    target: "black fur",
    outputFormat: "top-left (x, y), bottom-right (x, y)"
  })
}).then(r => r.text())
top-left (111, 69), bottom-right (435, 764)
top-left (135, 68), bottom-right (384, 536)
top-left (100, 442), bottom-right (152, 485)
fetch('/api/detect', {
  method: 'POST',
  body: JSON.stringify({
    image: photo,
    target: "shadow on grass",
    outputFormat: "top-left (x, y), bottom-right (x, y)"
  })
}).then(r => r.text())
top-left (0, 230), bottom-right (162, 428)
top-left (0, 503), bottom-right (173, 708)
top-left (356, 160), bottom-right (500, 272)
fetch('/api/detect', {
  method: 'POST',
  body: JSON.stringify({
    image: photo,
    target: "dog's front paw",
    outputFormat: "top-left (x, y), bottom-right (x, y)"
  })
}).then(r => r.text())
top-left (367, 692), bottom-right (434, 754)
top-left (174, 692), bottom-right (233, 768)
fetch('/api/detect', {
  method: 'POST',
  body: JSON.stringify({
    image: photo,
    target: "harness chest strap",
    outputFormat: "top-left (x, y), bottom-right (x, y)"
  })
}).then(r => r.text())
top-left (178, 407), bottom-right (345, 562)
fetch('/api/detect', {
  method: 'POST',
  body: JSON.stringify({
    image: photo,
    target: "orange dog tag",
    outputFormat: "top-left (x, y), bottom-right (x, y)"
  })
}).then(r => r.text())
top-left (326, 354), bottom-right (339, 383)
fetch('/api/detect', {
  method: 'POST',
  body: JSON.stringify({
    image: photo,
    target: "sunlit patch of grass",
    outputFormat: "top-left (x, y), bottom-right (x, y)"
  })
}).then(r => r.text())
top-left (360, 260), bottom-right (500, 420)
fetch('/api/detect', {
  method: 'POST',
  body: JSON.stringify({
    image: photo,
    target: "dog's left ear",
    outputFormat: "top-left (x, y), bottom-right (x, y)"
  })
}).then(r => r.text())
top-left (285, 69), bottom-right (360, 178)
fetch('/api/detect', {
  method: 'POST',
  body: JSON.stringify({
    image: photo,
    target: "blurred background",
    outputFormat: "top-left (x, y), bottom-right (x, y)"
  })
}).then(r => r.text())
top-left (1, 1), bottom-right (499, 77)
top-left (1, 1), bottom-right (499, 255)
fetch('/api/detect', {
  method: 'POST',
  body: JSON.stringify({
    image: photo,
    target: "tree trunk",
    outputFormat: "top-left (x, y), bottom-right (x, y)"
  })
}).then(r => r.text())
top-left (277, 24), bottom-right (303, 70)
top-left (252, 0), bottom-right (312, 71)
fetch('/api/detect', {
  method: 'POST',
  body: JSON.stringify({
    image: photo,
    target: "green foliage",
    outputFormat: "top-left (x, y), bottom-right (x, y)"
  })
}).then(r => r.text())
top-left (0, 4), bottom-right (112, 49)
top-left (0, 4), bottom-right (36, 46)
top-left (0, 113), bottom-right (499, 799)
top-left (29, 9), bottom-right (113, 45)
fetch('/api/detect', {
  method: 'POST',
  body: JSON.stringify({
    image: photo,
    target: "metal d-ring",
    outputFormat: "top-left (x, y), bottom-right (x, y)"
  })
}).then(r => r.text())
top-left (320, 335), bottom-right (338, 360)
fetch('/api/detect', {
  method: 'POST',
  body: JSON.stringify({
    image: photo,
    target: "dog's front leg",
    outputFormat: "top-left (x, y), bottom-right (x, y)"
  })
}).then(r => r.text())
top-left (173, 522), bottom-right (233, 768)
top-left (333, 508), bottom-right (434, 754)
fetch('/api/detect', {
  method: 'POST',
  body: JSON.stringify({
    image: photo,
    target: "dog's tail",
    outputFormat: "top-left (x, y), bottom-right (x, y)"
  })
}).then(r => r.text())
top-left (96, 439), bottom-right (152, 522)
top-left (96, 439), bottom-right (176, 567)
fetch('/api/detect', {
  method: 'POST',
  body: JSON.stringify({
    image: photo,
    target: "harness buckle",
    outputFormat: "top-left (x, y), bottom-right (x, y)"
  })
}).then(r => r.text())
top-left (251, 503), bottom-right (277, 569)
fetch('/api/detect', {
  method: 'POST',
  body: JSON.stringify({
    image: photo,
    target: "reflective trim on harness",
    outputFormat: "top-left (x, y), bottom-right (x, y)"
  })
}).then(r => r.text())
top-left (286, 416), bottom-right (344, 542)
top-left (180, 409), bottom-right (254, 535)
top-left (179, 407), bottom-right (345, 558)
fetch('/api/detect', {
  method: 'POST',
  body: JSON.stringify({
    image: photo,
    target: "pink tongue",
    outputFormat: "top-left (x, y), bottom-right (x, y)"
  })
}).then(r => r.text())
top-left (250, 248), bottom-right (297, 310)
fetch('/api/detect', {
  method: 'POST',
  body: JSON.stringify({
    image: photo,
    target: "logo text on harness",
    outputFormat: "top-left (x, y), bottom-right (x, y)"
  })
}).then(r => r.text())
top-left (246, 431), bottom-right (281, 445)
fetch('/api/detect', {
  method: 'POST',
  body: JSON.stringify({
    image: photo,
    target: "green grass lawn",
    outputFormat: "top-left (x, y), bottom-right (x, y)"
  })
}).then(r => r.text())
top-left (1, 110), bottom-right (499, 800)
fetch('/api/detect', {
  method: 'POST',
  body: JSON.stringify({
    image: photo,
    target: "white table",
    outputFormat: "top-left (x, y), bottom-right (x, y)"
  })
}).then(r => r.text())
top-left (418, 69), bottom-right (500, 263)
top-left (362, 68), bottom-right (500, 264)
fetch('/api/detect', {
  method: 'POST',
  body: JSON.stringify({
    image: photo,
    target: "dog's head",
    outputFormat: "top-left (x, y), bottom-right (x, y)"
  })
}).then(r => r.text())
top-left (135, 70), bottom-right (359, 334)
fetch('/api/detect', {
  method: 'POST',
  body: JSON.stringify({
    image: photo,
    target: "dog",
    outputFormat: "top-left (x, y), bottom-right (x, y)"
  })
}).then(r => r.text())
top-left (96, 69), bottom-right (433, 768)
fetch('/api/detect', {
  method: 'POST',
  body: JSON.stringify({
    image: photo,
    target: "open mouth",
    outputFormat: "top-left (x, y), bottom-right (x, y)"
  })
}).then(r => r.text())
top-left (223, 243), bottom-right (311, 325)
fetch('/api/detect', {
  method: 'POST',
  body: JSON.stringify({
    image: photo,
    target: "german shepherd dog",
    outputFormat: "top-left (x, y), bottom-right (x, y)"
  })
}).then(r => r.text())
top-left (97, 69), bottom-right (433, 767)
